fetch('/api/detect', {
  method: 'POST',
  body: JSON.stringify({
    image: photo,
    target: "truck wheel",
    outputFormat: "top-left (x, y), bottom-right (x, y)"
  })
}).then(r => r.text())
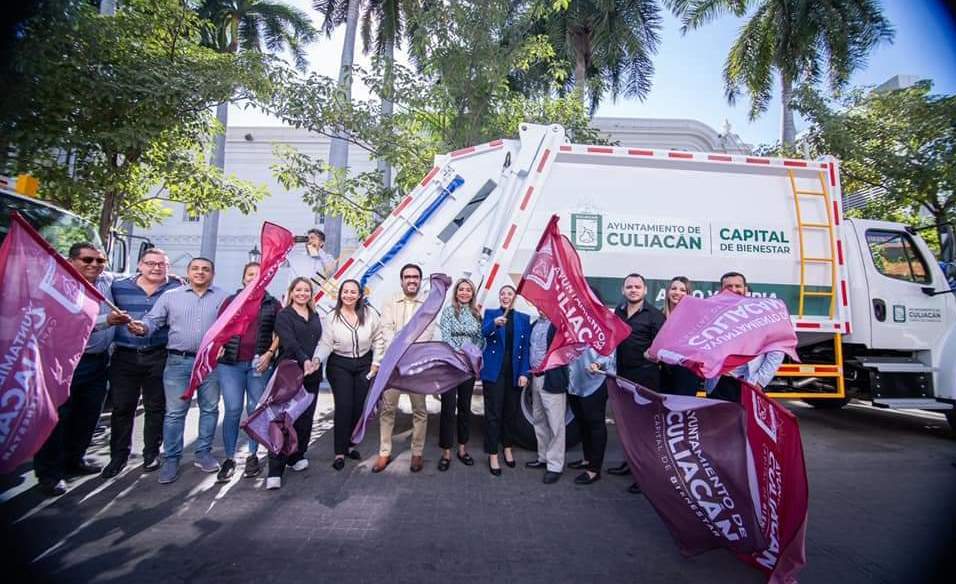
top-left (802, 397), bottom-right (851, 409)
top-left (511, 385), bottom-right (581, 451)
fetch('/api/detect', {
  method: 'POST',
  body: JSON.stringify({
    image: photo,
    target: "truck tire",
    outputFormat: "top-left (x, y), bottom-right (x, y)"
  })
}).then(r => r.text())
top-left (511, 385), bottom-right (581, 451)
top-left (802, 397), bottom-right (851, 409)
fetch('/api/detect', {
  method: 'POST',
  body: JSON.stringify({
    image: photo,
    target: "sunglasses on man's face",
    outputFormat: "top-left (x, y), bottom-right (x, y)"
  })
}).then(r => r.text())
top-left (78, 256), bottom-right (107, 265)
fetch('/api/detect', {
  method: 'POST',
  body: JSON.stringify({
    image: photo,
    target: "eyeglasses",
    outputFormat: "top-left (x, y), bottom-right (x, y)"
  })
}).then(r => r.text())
top-left (141, 261), bottom-right (168, 269)
top-left (78, 256), bottom-right (107, 265)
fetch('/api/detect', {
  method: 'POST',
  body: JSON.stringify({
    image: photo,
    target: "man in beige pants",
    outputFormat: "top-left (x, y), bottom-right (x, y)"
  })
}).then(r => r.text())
top-left (373, 264), bottom-right (436, 473)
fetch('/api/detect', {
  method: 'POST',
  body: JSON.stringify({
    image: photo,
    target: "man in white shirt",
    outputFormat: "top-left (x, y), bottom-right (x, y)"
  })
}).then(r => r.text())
top-left (372, 264), bottom-right (437, 473)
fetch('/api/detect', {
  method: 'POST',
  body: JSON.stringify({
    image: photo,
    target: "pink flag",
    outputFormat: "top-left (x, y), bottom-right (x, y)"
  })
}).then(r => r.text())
top-left (517, 215), bottom-right (631, 372)
top-left (647, 291), bottom-right (799, 379)
top-left (740, 383), bottom-right (809, 583)
top-left (184, 222), bottom-right (295, 399)
top-left (0, 213), bottom-right (105, 474)
top-left (241, 360), bottom-right (314, 456)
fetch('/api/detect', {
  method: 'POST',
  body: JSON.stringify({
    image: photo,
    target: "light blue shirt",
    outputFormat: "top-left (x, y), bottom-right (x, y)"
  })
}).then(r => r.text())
top-left (568, 348), bottom-right (616, 397)
top-left (86, 273), bottom-right (115, 355)
top-left (529, 317), bottom-right (550, 370)
top-left (705, 351), bottom-right (785, 393)
top-left (141, 285), bottom-right (228, 353)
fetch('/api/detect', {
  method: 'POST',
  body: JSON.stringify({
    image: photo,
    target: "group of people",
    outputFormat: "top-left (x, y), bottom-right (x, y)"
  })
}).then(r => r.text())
top-left (34, 233), bottom-right (782, 497)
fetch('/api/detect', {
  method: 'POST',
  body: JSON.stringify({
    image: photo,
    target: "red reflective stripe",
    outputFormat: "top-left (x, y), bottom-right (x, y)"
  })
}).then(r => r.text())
top-left (419, 166), bottom-right (440, 188)
top-left (520, 186), bottom-right (534, 210)
top-left (536, 149), bottom-right (551, 173)
top-left (833, 201), bottom-right (841, 225)
top-left (315, 291), bottom-right (325, 301)
top-left (778, 365), bottom-right (800, 373)
top-left (841, 280), bottom-right (848, 306)
top-left (334, 257), bottom-right (354, 279)
top-left (746, 157), bottom-right (770, 165)
top-left (836, 239), bottom-right (844, 265)
top-left (560, 145), bottom-right (572, 152)
top-left (783, 159), bottom-right (808, 167)
top-left (815, 366), bottom-right (839, 373)
top-left (845, 321), bottom-right (852, 335)
top-left (362, 225), bottom-right (383, 248)
top-left (451, 146), bottom-right (476, 157)
top-left (392, 196), bottom-right (413, 216)
top-left (829, 162), bottom-right (837, 186)
top-left (628, 149), bottom-right (654, 156)
top-left (796, 322), bottom-right (821, 329)
top-left (488, 139), bottom-right (504, 147)
top-left (708, 154), bottom-right (732, 162)
top-left (587, 146), bottom-right (614, 154)
top-left (502, 224), bottom-right (517, 250)
top-left (485, 264), bottom-right (500, 290)
top-left (668, 151), bottom-right (693, 159)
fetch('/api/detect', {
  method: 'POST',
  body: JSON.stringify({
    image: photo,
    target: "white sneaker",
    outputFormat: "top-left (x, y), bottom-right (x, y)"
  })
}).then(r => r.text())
top-left (265, 477), bottom-right (281, 490)
top-left (290, 459), bottom-right (309, 472)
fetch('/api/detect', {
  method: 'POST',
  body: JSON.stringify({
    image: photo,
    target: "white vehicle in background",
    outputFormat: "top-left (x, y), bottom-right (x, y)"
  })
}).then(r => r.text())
top-left (310, 124), bottom-right (956, 438)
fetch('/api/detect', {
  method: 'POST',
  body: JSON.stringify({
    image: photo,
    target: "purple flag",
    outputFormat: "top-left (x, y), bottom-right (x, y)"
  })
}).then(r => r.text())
top-left (606, 374), bottom-right (767, 557)
top-left (350, 274), bottom-right (483, 443)
top-left (0, 213), bottom-right (105, 474)
top-left (241, 360), bottom-right (315, 456)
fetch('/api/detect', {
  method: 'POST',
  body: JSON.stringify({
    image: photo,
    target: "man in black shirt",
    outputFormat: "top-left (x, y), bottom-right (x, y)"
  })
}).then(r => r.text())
top-left (607, 273), bottom-right (665, 493)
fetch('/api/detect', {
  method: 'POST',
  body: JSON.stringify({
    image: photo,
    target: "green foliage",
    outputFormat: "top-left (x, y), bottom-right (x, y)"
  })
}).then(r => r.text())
top-left (268, 1), bottom-right (603, 237)
top-left (794, 81), bottom-right (956, 229)
top-left (1, 0), bottom-right (272, 243)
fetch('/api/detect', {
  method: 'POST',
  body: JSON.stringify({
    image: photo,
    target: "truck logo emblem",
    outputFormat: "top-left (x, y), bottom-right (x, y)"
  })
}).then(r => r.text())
top-left (571, 213), bottom-right (602, 251)
top-left (892, 305), bottom-right (906, 323)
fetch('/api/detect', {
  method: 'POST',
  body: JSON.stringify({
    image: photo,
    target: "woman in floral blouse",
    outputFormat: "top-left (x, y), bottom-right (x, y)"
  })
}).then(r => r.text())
top-left (437, 278), bottom-right (484, 471)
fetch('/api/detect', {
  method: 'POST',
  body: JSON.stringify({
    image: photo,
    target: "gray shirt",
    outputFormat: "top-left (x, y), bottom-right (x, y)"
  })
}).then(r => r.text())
top-left (86, 273), bottom-right (116, 355)
top-left (140, 285), bottom-right (228, 353)
top-left (529, 317), bottom-right (550, 370)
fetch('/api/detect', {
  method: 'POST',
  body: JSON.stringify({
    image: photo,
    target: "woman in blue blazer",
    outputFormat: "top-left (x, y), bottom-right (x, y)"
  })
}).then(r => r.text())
top-left (481, 285), bottom-right (531, 476)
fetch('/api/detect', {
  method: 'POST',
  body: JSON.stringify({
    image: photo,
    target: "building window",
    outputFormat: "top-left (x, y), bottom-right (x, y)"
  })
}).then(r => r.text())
top-left (865, 229), bottom-right (931, 284)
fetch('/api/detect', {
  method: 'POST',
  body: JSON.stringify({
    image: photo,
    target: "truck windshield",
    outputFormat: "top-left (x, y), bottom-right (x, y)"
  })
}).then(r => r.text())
top-left (0, 191), bottom-right (103, 256)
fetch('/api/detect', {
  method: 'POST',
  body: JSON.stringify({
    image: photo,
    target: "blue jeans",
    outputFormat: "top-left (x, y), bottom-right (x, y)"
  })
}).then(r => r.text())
top-left (162, 353), bottom-right (220, 462)
top-left (218, 360), bottom-right (270, 458)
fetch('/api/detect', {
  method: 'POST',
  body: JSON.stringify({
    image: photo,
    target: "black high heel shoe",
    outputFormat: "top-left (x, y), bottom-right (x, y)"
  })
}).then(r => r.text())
top-left (489, 459), bottom-right (502, 476)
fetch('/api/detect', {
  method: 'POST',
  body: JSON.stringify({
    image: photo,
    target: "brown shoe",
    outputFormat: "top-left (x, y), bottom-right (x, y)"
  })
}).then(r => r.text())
top-left (372, 455), bottom-right (390, 473)
top-left (410, 455), bottom-right (424, 473)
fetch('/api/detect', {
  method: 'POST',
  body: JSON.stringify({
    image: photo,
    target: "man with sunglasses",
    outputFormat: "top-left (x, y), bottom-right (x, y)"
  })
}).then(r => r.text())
top-left (34, 242), bottom-right (131, 496)
top-left (101, 249), bottom-right (183, 479)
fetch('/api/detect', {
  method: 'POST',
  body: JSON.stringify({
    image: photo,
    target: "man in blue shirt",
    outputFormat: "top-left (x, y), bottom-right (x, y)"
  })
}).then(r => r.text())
top-left (34, 242), bottom-right (131, 496)
top-left (101, 248), bottom-right (182, 479)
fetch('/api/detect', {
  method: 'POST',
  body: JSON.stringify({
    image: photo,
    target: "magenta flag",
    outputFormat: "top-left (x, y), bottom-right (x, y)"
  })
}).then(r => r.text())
top-left (0, 213), bottom-right (105, 474)
top-left (606, 374), bottom-right (768, 556)
top-left (351, 274), bottom-right (483, 444)
top-left (647, 291), bottom-right (799, 379)
top-left (740, 383), bottom-right (809, 583)
top-left (184, 222), bottom-right (295, 399)
top-left (517, 215), bottom-right (631, 372)
top-left (241, 360), bottom-right (314, 456)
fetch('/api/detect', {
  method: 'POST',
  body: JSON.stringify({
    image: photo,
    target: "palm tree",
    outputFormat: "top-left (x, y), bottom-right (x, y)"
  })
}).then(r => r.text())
top-left (667, 0), bottom-right (894, 146)
top-left (545, 0), bottom-right (664, 112)
top-left (312, 0), bottom-right (362, 256)
top-left (196, 0), bottom-right (316, 260)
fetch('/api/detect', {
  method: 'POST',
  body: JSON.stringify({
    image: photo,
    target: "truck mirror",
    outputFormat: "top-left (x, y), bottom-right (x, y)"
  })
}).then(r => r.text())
top-left (137, 241), bottom-right (152, 263)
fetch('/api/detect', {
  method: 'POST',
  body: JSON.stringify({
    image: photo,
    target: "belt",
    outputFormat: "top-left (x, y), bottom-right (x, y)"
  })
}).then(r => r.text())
top-left (115, 345), bottom-right (166, 355)
top-left (167, 349), bottom-right (197, 358)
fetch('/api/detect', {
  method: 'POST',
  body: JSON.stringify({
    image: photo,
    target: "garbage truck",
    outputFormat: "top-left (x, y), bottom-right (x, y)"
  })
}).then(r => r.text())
top-left (313, 123), bottom-right (956, 440)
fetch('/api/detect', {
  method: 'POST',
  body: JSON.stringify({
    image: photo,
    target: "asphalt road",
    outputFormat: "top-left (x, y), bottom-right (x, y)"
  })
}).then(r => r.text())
top-left (2, 393), bottom-right (954, 584)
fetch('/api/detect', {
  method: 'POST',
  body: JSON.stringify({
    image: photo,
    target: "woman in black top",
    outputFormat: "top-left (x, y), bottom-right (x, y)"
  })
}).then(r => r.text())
top-left (267, 277), bottom-right (323, 490)
top-left (661, 276), bottom-right (701, 397)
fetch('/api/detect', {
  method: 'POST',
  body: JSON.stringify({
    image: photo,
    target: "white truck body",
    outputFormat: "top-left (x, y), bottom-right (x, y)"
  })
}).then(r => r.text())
top-left (315, 124), bottom-right (955, 416)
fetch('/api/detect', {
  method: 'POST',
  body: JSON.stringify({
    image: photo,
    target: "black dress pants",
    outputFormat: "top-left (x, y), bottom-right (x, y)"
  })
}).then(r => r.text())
top-left (619, 363), bottom-right (661, 391)
top-left (482, 370), bottom-right (519, 455)
top-left (326, 352), bottom-right (372, 456)
top-left (439, 378), bottom-right (475, 449)
top-left (710, 376), bottom-right (742, 403)
top-left (568, 382), bottom-right (608, 473)
top-left (34, 352), bottom-right (109, 481)
top-left (107, 347), bottom-right (167, 462)
top-left (662, 364), bottom-right (701, 396)
top-left (268, 373), bottom-right (320, 477)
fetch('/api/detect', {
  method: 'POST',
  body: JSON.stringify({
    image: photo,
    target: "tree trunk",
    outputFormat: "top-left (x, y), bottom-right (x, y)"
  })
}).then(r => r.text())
top-left (200, 101), bottom-right (228, 261)
top-left (574, 48), bottom-right (587, 106)
top-left (378, 34), bottom-right (395, 191)
top-left (98, 190), bottom-right (116, 251)
top-left (780, 71), bottom-right (797, 147)
top-left (324, 0), bottom-right (362, 258)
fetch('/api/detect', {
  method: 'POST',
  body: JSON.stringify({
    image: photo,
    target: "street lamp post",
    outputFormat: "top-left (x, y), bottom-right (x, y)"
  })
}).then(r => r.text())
top-left (248, 245), bottom-right (261, 263)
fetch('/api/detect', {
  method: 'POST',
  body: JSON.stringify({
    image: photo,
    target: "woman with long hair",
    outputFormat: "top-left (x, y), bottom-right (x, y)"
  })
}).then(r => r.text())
top-left (266, 277), bottom-right (323, 490)
top-left (480, 285), bottom-right (531, 476)
top-left (661, 276), bottom-right (701, 396)
top-left (313, 279), bottom-right (384, 471)
top-left (437, 278), bottom-right (483, 471)
top-left (216, 262), bottom-right (280, 481)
